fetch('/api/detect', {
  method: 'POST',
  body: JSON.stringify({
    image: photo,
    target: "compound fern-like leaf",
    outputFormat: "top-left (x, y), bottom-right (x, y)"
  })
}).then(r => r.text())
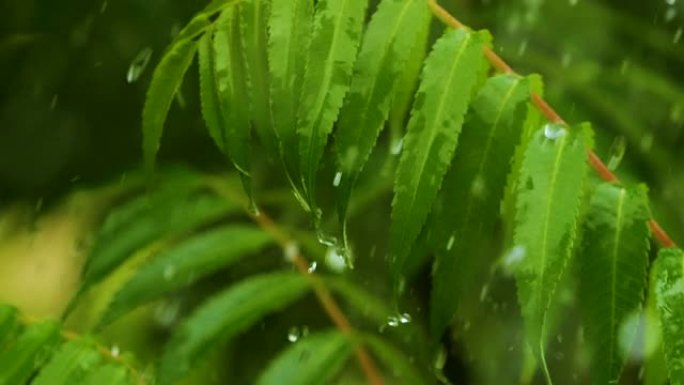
top-left (390, 29), bottom-right (487, 276)
top-left (32, 339), bottom-right (103, 385)
top-left (296, 0), bottom-right (367, 210)
top-left (363, 333), bottom-right (430, 385)
top-left (267, 0), bottom-right (313, 182)
top-left (430, 74), bottom-right (530, 337)
top-left (0, 319), bottom-right (61, 384)
top-left (158, 272), bottom-right (310, 383)
top-left (334, 0), bottom-right (430, 226)
top-left (513, 123), bottom-right (589, 381)
top-left (653, 247), bottom-right (684, 384)
top-left (99, 225), bottom-right (271, 328)
top-left (578, 183), bottom-right (651, 385)
top-left (256, 330), bottom-right (352, 385)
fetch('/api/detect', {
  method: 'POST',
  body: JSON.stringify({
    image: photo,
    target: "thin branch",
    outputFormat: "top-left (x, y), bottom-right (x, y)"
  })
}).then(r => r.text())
top-left (207, 178), bottom-right (385, 385)
top-left (427, 0), bottom-right (677, 248)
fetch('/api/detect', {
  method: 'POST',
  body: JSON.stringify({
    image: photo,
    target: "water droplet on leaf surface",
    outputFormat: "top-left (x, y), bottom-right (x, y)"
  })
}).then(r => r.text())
top-left (332, 171), bottom-right (342, 187)
top-left (543, 124), bottom-right (567, 140)
top-left (126, 47), bottom-right (153, 83)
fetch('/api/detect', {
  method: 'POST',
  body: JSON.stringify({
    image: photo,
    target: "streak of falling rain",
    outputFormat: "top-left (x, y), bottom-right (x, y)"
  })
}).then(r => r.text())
top-left (126, 47), bottom-right (153, 83)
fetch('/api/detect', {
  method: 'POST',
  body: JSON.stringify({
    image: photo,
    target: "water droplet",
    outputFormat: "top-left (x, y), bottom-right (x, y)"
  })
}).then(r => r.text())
top-left (543, 124), bottom-right (567, 140)
top-left (283, 241), bottom-right (299, 262)
top-left (557, 334), bottom-right (563, 343)
top-left (386, 316), bottom-right (399, 327)
top-left (332, 171), bottom-right (342, 187)
top-left (620, 59), bottom-right (630, 75)
top-left (307, 261), bottom-right (317, 274)
top-left (127, 47), bottom-right (153, 83)
top-left (111, 345), bottom-right (120, 357)
top-left (480, 284), bottom-right (489, 302)
top-left (569, 0), bottom-right (578, 6)
top-left (666, 0), bottom-right (677, 5)
top-left (502, 245), bottom-right (526, 273)
top-left (163, 265), bottom-right (176, 280)
top-left (607, 136), bottom-right (626, 171)
top-left (391, 138), bottom-right (404, 155)
top-left (446, 234), bottom-right (455, 251)
top-left (674, 27), bottom-right (683, 44)
top-left (561, 52), bottom-right (573, 68)
top-left (287, 326), bottom-right (301, 342)
top-left (325, 246), bottom-right (347, 273)
top-left (50, 95), bottom-right (59, 110)
top-left (398, 313), bottom-right (412, 324)
top-left (470, 175), bottom-right (486, 198)
top-left (154, 300), bottom-right (180, 327)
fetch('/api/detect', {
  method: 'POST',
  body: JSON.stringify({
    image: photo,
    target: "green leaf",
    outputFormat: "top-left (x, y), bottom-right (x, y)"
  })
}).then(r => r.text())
top-left (79, 193), bottom-right (239, 297)
top-left (256, 330), bottom-right (352, 385)
top-left (172, 0), bottom-right (241, 43)
top-left (512, 123), bottom-right (589, 382)
top-left (32, 339), bottom-right (103, 385)
top-left (0, 319), bottom-right (61, 384)
top-left (296, 0), bottom-right (367, 208)
top-left (142, 37), bottom-right (199, 172)
top-left (198, 31), bottom-right (227, 155)
top-left (80, 363), bottom-right (131, 385)
top-left (323, 276), bottom-right (393, 324)
top-left (653, 248), bottom-right (684, 384)
top-left (267, 0), bottom-right (313, 182)
top-left (99, 225), bottom-right (272, 327)
top-left (0, 305), bottom-right (20, 351)
top-left (578, 183), bottom-right (651, 385)
top-left (388, 11), bottom-right (432, 142)
top-left (158, 272), bottom-right (311, 383)
top-left (430, 74), bottom-right (530, 337)
top-left (240, 0), bottom-right (279, 160)
top-left (390, 29), bottom-right (487, 276)
top-left (362, 333), bottom-right (429, 385)
top-left (334, 0), bottom-right (430, 225)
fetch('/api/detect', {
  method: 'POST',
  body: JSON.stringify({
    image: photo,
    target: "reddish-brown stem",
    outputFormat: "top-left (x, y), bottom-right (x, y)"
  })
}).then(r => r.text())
top-left (427, 0), bottom-right (677, 248)
top-left (209, 180), bottom-right (385, 385)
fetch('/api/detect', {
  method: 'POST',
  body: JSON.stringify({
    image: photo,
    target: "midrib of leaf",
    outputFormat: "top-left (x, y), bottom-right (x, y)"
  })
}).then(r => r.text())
top-left (400, 33), bottom-right (472, 225)
top-left (536, 132), bottom-right (570, 381)
top-left (607, 188), bottom-right (627, 373)
top-left (303, 0), bottom-right (352, 196)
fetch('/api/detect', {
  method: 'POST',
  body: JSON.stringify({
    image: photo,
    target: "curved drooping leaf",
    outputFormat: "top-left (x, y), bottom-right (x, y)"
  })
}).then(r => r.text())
top-left (32, 339), bottom-right (103, 385)
top-left (173, 0), bottom-right (241, 42)
top-left (240, 0), bottom-right (279, 160)
top-left (256, 330), bottom-right (352, 385)
top-left (653, 247), bottom-right (684, 383)
top-left (0, 319), bottom-right (61, 384)
top-left (199, 11), bottom-right (252, 185)
top-left (98, 225), bottom-right (272, 328)
top-left (362, 333), bottom-right (429, 385)
top-left (390, 29), bottom-right (488, 276)
top-left (334, 0), bottom-right (430, 226)
top-left (267, 0), bottom-right (313, 181)
top-left (142, 38), bottom-right (199, 172)
top-left (578, 183), bottom-right (651, 384)
top-left (79, 193), bottom-right (238, 298)
top-left (430, 74), bottom-right (531, 337)
top-left (513, 123), bottom-right (589, 381)
top-left (158, 272), bottom-right (311, 383)
top-left (296, 0), bottom-right (367, 208)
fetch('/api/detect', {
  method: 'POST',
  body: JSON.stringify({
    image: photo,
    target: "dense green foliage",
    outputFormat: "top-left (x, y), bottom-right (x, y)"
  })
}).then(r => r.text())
top-left (1, 0), bottom-right (683, 384)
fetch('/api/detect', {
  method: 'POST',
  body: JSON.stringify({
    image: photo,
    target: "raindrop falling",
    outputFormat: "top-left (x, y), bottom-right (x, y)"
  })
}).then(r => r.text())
top-left (154, 300), bottom-right (180, 328)
top-left (480, 284), bottom-right (489, 302)
top-left (386, 316), bottom-right (400, 328)
top-left (666, 0), bottom-right (677, 5)
top-left (398, 313), bottom-right (412, 324)
top-left (502, 245), bottom-right (526, 273)
top-left (110, 345), bottom-right (120, 358)
top-left (569, 0), bottom-right (578, 6)
top-left (307, 261), bottom-right (317, 274)
top-left (517, 39), bottom-right (528, 56)
top-left (126, 47), bottom-right (153, 83)
top-left (332, 171), bottom-right (342, 187)
top-left (446, 234), bottom-right (455, 251)
top-left (640, 133), bottom-right (654, 153)
top-left (674, 27), bottom-right (682, 44)
top-left (607, 136), bottom-right (626, 171)
top-left (665, 8), bottom-right (677, 23)
top-left (543, 124), bottom-right (567, 140)
top-left (100, 1), bottom-right (108, 13)
top-left (50, 95), bottom-right (59, 110)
